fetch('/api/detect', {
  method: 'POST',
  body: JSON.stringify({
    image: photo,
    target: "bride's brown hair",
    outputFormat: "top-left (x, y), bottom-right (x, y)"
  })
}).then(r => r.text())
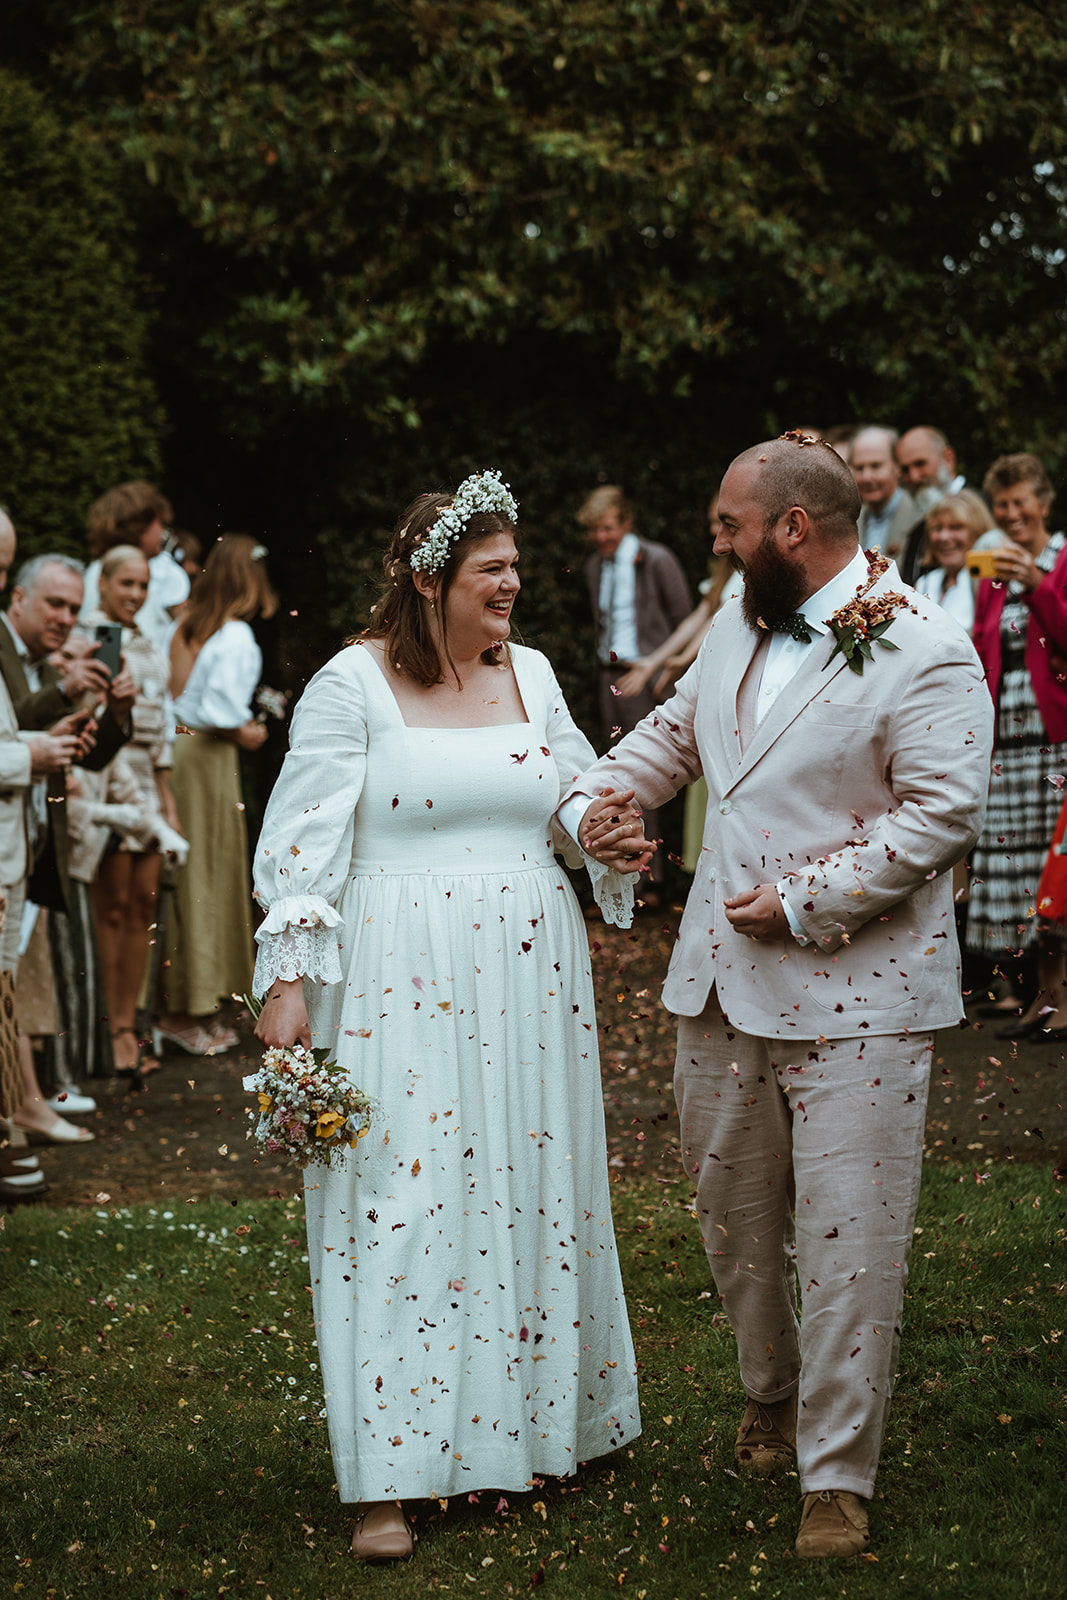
top-left (359, 492), bottom-right (518, 686)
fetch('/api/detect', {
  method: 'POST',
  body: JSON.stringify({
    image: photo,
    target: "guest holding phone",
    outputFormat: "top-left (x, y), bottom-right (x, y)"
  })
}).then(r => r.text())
top-left (968, 453), bottom-right (1067, 1031)
top-left (82, 545), bottom-right (179, 1077)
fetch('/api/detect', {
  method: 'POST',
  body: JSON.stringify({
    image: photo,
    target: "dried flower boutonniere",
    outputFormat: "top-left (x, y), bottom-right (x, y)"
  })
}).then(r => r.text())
top-left (825, 550), bottom-right (916, 675)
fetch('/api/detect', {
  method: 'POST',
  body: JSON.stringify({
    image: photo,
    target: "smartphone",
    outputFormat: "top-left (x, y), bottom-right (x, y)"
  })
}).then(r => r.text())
top-left (93, 623), bottom-right (123, 678)
top-left (965, 549), bottom-right (1002, 581)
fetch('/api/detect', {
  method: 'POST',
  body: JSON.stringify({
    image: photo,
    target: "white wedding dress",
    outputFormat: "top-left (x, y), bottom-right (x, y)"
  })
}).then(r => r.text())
top-left (252, 642), bottom-right (640, 1501)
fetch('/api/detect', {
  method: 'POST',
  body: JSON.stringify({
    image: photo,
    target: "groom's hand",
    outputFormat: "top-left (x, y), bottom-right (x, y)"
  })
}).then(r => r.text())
top-left (579, 788), bottom-right (657, 874)
top-left (723, 884), bottom-right (788, 941)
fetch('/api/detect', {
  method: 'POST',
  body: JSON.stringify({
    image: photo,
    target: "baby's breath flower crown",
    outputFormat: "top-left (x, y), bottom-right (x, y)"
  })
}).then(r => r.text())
top-left (408, 469), bottom-right (519, 576)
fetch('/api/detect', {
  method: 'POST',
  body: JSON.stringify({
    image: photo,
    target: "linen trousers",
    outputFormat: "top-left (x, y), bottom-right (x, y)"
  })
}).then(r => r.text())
top-left (675, 992), bottom-right (932, 1498)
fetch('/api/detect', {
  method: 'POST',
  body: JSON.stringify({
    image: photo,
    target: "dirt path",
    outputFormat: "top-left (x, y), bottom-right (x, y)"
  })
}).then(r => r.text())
top-left (26, 915), bottom-right (1066, 1208)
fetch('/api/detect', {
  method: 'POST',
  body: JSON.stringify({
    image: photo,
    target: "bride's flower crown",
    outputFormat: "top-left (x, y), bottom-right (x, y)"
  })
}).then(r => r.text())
top-left (408, 469), bottom-right (519, 575)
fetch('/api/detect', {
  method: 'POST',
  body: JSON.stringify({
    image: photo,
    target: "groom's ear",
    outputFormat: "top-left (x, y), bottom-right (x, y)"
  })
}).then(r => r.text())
top-left (782, 506), bottom-right (811, 549)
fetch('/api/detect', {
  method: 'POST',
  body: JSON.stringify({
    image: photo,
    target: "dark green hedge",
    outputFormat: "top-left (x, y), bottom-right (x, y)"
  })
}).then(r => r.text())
top-left (0, 69), bottom-right (162, 556)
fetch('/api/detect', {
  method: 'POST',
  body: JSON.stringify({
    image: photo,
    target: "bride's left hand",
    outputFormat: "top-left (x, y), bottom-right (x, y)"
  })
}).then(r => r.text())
top-left (255, 978), bottom-right (312, 1049)
top-left (580, 788), bottom-right (657, 873)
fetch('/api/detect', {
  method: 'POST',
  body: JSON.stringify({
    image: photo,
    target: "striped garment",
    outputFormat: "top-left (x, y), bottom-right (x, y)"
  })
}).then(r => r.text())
top-left (967, 532), bottom-right (1067, 956)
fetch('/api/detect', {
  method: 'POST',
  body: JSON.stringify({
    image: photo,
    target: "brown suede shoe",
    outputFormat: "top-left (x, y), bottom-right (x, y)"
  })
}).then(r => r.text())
top-left (795, 1490), bottom-right (870, 1559)
top-left (733, 1391), bottom-right (797, 1475)
top-left (351, 1501), bottom-right (413, 1561)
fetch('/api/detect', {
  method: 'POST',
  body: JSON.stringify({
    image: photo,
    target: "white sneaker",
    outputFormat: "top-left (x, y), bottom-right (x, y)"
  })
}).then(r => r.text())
top-left (45, 1090), bottom-right (97, 1114)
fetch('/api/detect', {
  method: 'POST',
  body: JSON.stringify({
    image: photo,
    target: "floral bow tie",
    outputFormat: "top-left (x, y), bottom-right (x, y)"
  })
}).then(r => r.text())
top-left (770, 611), bottom-right (812, 644)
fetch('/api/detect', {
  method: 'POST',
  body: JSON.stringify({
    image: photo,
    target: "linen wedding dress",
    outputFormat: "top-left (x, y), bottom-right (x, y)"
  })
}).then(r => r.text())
top-left (252, 642), bottom-right (640, 1502)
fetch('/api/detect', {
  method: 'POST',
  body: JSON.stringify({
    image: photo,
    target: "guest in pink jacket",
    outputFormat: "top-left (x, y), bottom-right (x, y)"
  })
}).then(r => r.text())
top-left (967, 452), bottom-right (1067, 1037)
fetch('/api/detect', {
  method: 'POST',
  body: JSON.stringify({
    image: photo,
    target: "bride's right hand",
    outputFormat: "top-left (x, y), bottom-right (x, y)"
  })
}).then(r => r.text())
top-left (255, 978), bottom-right (312, 1049)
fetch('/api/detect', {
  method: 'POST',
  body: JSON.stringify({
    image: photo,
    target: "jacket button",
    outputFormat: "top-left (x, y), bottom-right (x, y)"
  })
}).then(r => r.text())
top-left (719, 799), bottom-right (732, 815)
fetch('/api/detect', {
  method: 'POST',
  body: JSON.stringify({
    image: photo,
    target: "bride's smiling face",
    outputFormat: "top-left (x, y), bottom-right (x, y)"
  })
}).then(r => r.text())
top-left (441, 532), bottom-right (520, 652)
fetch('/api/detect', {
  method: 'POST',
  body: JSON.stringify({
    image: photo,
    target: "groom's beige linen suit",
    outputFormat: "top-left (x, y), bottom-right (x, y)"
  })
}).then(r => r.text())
top-left (568, 560), bottom-right (993, 1496)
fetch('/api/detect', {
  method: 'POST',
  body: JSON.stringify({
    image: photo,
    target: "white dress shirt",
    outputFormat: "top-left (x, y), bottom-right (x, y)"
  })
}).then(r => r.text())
top-left (597, 531), bottom-right (641, 663)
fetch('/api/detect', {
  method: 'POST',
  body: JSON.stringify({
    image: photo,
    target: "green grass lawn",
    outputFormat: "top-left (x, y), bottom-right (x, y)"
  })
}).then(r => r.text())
top-left (2, 1165), bottom-right (1064, 1600)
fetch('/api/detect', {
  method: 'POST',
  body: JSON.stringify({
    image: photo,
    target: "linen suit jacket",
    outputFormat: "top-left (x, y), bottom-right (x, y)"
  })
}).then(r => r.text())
top-left (0, 619), bottom-right (130, 911)
top-left (568, 561), bottom-right (994, 1039)
top-left (0, 675), bottom-right (32, 887)
top-left (585, 537), bottom-right (692, 661)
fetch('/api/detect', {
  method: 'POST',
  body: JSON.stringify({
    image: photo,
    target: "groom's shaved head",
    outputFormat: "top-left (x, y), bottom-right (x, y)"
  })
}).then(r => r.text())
top-left (733, 434), bottom-right (862, 546)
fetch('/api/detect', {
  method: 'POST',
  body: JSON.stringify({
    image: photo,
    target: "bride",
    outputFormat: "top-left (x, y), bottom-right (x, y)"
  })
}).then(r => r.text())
top-left (253, 473), bottom-right (643, 1560)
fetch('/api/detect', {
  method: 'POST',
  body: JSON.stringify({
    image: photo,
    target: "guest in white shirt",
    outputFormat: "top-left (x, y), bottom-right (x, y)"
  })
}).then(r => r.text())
top-left (157, 535), bottom-right (276, 1056)
top-left (580, 485), bottom-right (691, 899)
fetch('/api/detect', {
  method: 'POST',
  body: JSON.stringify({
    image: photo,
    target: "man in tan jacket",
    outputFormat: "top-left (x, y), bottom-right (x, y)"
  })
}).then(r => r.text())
top-left (567, 435), bottom-right (993, 1559)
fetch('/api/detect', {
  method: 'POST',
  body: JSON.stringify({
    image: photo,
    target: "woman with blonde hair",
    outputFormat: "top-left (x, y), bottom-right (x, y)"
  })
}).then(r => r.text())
top-left (914, 487), bottom-right (998, 634)
top-left (83, 545), bottom-right (180, 1077)
top-left (158, 535), bottom-right (277, 1055)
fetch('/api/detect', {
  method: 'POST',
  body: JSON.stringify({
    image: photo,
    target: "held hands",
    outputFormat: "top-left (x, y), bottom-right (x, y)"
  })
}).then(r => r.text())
top-left (723, 884), bottom-right (789, 942)
top-left (579, 788), bottom-right (657, 875)
top-left (254, 978), bottom-right (312, 1050)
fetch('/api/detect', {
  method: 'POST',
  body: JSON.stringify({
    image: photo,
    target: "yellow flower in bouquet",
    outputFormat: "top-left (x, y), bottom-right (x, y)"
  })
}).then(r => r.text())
top-left (242, 992), bottom-right (378, 1170)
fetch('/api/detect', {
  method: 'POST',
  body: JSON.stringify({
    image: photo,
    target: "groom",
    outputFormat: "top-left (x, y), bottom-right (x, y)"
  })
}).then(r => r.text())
top-left (566, 434), bottom-right (993, 1558)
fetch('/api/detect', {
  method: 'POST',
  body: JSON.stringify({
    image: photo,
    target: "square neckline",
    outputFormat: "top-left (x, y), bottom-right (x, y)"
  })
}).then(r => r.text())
top-left (357, 640), bottom-right (532, 730)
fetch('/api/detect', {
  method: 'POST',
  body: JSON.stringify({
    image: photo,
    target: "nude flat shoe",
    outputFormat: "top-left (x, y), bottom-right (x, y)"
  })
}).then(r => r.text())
top-left (350, 1502), bottom-right (413, 1561)
top-left (13, 1112), bottom-right (94, 1144)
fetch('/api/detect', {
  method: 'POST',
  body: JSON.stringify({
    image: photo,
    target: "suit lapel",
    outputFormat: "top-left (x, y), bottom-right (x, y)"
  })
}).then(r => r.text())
top-left (712, 611), bottom-right (761, 774)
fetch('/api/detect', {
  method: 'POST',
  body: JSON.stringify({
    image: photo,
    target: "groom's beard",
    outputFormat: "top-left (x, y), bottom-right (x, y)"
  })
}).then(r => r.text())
top-left (736, 532), bottom-right (810, 633)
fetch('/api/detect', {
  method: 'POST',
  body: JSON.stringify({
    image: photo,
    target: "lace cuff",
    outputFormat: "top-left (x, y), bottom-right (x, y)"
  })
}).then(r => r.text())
top-left (252, 895), bottom-right (344, 991)
top-left (586, 859), bottom-right (635, 929)
top-left (252, 923), bottom-right (343, 991)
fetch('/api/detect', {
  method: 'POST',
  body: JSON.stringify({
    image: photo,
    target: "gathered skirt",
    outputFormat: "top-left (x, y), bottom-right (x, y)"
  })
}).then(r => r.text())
top-left (161, 732), bottom-right (253, 1015)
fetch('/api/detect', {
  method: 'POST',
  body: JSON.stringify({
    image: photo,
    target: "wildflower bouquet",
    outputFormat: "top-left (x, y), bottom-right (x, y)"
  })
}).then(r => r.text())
top-left (241, 994), bottom-right (377, 1169)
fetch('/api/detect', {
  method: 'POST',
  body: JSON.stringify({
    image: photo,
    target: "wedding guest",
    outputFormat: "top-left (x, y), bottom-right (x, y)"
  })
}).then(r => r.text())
top-left (895, 428), bottom-right (989, 584)
top-left (158, 535), bottom-right (274, 1055)
top-left (1, 546), bottom-right (133, 1139)
top-left (568, 432), bottom-right (992, 1559)
top-left (581, 485), bottom-right (691, 903)
top-left (83, 547), bottom-right (180, 1077)
top-left (1, 517), bottom-right (85, 1192)
top-left (968, 453), bottom-right (1067, 1035)
top-left (914, 488), bottom-right (997, 633)
top-left (851, 426), bottom-right (918, 561)
top-left (83, 480), bottom-right (189, 656)
top-left (253, 473), bottom-right (640, 1562)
